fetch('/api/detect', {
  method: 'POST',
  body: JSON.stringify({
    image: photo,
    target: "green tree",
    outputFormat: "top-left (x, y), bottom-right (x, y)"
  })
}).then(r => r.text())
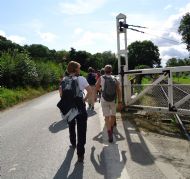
top-left (101, 51), bottom-right (118, 74)
top-left (166, 57), bottom-right (190, 67)
top-left (128, 40), bottom-right (161, 70)
top-left (0, 50), bottom-right (38, 87)
top-left (166, 58), bottom-right (178, 67)
top-left (35, 61), bottom-right (63, 87)
top-left (178, 13), bottom-right (190, 52)
top-left (0, 35), bottom-right (23, 55)
top-left (67, 48), bottom-right (92, 71)
top-left (25, 44), bottom-right (50, 59)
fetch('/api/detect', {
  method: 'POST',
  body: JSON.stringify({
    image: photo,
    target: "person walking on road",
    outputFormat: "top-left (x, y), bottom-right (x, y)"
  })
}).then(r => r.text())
top-left (59, 61), bottom-right (91, 162)
top-left (96, 65), bottom-right (122, 143)
top-left (86, 67), bottom-right (96, 110)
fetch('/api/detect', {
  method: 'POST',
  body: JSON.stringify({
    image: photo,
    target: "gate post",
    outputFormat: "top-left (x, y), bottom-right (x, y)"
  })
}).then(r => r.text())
top-left (116, 13), bottom-right (131, 105)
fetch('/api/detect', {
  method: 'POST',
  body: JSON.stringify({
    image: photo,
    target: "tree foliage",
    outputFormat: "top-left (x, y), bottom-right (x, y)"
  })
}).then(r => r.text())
top-left (166, 57), bottom-right (190, 67)
top-left (0, 50), bottom-right (63, 88)
top-left (0, 35), bottom-right (23, 55)
top-left (178, 13), bottom-right (190, 52)
top-left (24, 44), bottom-right (50, 59)
top-left (128, 40), bottom-right (161, 70)
top-left (0, 50), bottom-right (38, 87)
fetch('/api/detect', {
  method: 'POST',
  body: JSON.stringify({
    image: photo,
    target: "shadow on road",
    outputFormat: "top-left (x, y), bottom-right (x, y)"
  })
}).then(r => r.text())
top-left (90, 145), bottom-right (127, 178)
top-left (93, 132), bottom-right (104, 144)
top-left (49, 119), bottom-right (68, 133)
top-left (122, 113), bottom-right (155, 166)
top-left (93, 125), bottom-right (125, 144)
top-left (113, 127), bottom-right (125, 141)
top-left (53, 147), bottom-right (75, 179)
top-left (67, 162), bottom-right (84, 179)
top-left (87, 109), bottom-right (97, 117)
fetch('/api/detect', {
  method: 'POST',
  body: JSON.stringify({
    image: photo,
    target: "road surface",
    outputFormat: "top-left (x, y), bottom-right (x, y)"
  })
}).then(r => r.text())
top-left (0, 91), bottom-right (188, 179)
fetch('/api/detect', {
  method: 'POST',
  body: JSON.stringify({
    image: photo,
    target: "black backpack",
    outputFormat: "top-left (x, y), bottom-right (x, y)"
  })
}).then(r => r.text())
top-left (102, 75), bottom-right (117, 102)
top-left (57, 76), bottom-right (83, 115)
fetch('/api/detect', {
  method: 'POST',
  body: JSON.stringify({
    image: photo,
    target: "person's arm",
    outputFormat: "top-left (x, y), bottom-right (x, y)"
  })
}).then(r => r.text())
top-left (84, 85), bottom-right (92, 102)
top-left (116, 80), bottom-right (122, 111)
top-left (59, 85), bottom-right (62, 97)
top-left (95, 77), bottom-right (101, 92)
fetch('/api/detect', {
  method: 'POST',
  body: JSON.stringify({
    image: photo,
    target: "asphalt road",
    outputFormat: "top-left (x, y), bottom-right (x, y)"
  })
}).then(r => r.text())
top-left (0, 91), bottom-right (188, 179)
top-left (0, 91), bottom-right (105, 179)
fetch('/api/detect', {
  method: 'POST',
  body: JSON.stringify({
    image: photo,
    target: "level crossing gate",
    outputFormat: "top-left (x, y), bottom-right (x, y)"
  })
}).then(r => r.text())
top-left (116, 13), bottom-right (190, 116)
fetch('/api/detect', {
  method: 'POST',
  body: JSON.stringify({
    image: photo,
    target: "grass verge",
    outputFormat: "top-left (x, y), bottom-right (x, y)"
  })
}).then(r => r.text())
top-left (0, 86), bottom-right (57, 110)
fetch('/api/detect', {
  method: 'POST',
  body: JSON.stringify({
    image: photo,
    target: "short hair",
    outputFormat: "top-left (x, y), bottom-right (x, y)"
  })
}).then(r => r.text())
top-left (67, 61), bottom-right (80, 74)
top-left (104, 65), bottom-right (112, 74)
top-left (100, 68), bottom-right (105, 75)
top-left (88, 67), bottom-right (94, 73)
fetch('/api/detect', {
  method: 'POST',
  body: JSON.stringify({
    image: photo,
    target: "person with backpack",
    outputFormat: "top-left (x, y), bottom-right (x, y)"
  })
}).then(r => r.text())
top-left (86, 67), bottom-right (96, 110)
top-left (96, 65), bottom-right (122, 143)
top-left (58, 61), bottom-right (91, 162)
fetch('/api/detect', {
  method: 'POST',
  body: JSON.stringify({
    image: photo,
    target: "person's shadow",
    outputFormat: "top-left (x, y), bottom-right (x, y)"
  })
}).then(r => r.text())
top-left (67, 162), bottom-right (84, 179)
top-left (87, 108), bottom-right (97, 117)
top-left (91, 145), bottom-right (127, 178)
top-left (113, 127), bottom-right (125, 141)
top-left (93, 132), bottom-right (104, 144)
top-left (53, 147), bottom-right (75, 179)
top-left (49, 119), bottom-right (68, 133)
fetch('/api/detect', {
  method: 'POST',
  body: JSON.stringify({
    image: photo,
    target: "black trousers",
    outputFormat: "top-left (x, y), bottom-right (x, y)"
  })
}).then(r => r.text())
top-left (68, 109), bottom-right (87, 157)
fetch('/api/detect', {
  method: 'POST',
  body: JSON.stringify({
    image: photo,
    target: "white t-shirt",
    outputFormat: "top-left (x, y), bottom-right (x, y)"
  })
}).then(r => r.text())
top-left (63, 76), bottom-right (89, 92)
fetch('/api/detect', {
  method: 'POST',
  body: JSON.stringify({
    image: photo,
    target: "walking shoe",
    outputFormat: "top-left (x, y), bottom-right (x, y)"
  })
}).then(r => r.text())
top-left (108, 130), bottom-right (113, 143)
top-left (77, 155), bottom-right (84, 163)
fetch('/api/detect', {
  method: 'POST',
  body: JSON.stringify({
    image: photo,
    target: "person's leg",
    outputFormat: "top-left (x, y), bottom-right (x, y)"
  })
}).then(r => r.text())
top-left (68, 119), bottom-right (76, 148)
top-left (101, 101), bottom-right (113, 142)
top-left (111, 115), bottom-right (116, 132)
top-left (110, 102), bottom-right (117, 130)
top-left (76, 111), bottom-right (87, 162)
top-left (104, 116), bottom-right (110, 130)
top-left (107, 117), bottom-right (113, 143)
top-left (91, 85), bottom-right (96, 109)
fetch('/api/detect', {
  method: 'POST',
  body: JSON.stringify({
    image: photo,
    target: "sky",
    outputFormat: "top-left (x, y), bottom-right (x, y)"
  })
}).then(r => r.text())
top-left (0, 0), bottom-right (190, 66)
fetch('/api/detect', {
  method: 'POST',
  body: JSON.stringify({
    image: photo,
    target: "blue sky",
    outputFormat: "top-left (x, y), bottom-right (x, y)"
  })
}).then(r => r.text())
top-left (0, 0), bottom-right (190, 66)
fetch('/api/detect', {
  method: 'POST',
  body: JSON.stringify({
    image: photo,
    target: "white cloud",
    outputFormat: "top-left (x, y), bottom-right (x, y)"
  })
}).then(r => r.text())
top-left (59, 0), bottom-right (107, 15)
top-left (74, 27), bottom-right (84, 35)
top-left (0, 30), bottom-right (6, 37)
top-left (37, 31), bottom-right (57, 43)
top-left (0, 30), bottom-right (26, 45)
top-left (71, 30), bottom-right (116, 53)
top-left (132, 3), bottom-right (190, 66)
top-left (179, 2), bottom-right (190, 14)
top-left (8, 35), bottom-right (26, 45)
top-left (159, 44), bottom-right (188, 66)
top-left (164, 4), bottom-right (172, 10)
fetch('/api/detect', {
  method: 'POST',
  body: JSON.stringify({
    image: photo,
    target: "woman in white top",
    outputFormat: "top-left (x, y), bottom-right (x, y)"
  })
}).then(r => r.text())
top-left (59, 61), bottom-right (91, 162)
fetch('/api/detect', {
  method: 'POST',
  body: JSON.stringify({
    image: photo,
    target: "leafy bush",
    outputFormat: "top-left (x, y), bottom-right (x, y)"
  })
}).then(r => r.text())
top-left (0, 50), bottom-right (39, 87)
top-left (35, 61), bottom-right (63, 87)
top-left (0, 51), bottom-right (64, 88)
